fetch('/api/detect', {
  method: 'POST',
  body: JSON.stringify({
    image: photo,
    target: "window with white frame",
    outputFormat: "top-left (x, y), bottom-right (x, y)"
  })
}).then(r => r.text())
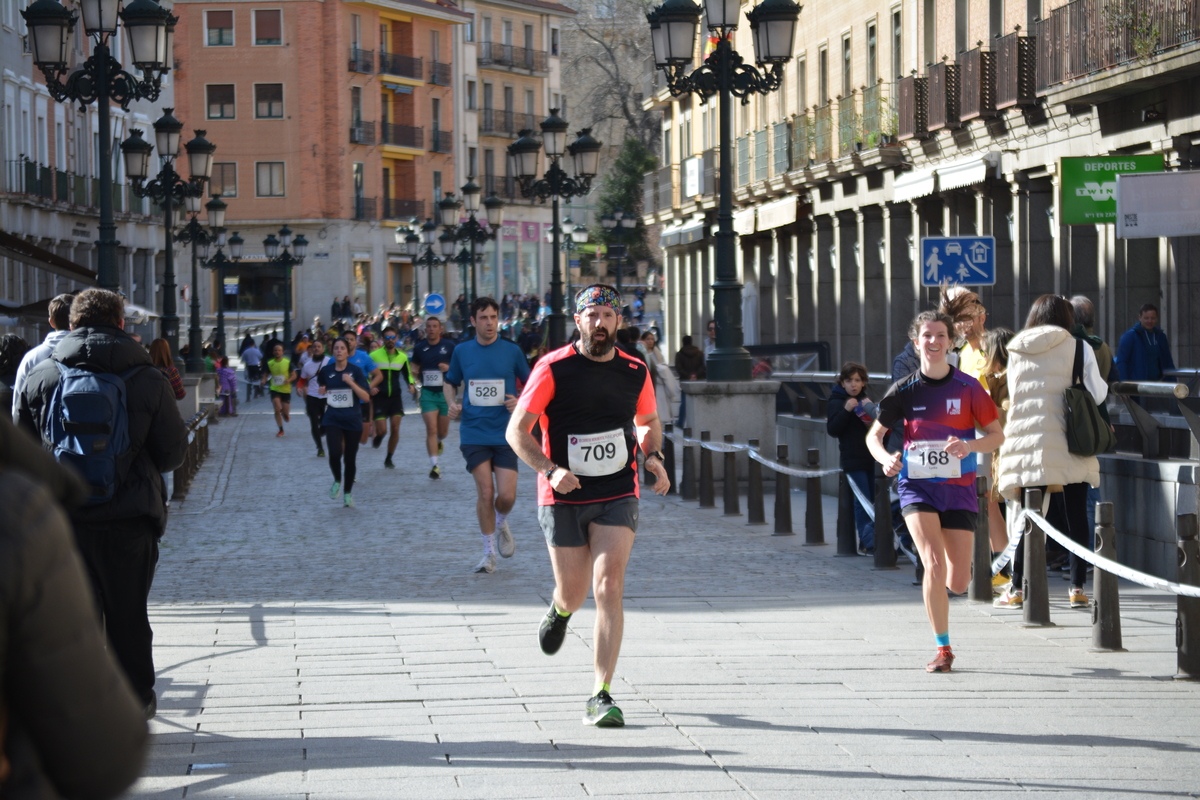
top-left (255, 161), bottom-right (285, 196)
top-left (254, 9), bottom-right (282, 45)
top-left (255, 84), bottom-right (283, 118)
top-left (206, 10), bottom-right (234, 46)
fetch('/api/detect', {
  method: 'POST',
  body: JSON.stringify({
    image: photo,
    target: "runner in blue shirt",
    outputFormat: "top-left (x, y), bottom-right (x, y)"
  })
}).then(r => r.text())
top-left (342, 329), bottom-right (382, 446)
top-left (446, 297), bottom-right (531, 574)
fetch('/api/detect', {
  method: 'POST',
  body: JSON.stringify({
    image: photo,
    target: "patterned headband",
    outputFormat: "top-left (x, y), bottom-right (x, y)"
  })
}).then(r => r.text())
top-left (575, 285), bottom-right (622, 315)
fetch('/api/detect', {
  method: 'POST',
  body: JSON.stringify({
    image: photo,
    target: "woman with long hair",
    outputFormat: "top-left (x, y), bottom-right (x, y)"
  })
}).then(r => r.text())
top-left (994, 295), bottom-right (1107, 610)
top-left (317, 338), bottom-right (371, 507)
top-left (867, 311), bottom-right (1004, 672)
top-left (149, 338), bottom-right (186, 400)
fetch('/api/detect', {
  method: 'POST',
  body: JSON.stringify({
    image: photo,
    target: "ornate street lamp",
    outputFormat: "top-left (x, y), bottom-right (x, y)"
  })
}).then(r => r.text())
top-left (600, 208), bottom-right (639, 302)
top-left (508, 114), bottom-right (602, 348)
top-left (172, 185), bottom-right (227, 372)
top-left (122, 112), bottom-right (210, 371)
top-left (23, 0), bottom-right (173, 291)
top-left (260, 227), bottom-right (306, 345)
top-left (201, 228), bottom-right (242, 355)
top-left (441, 179), bottom-right (504, 302)
top-left (647, 0), bottom-right (801, 380)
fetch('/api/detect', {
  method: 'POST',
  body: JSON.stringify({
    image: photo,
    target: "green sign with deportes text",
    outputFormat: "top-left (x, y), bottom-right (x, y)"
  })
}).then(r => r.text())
top-left (1060, 155), bottom-right (1163, 224)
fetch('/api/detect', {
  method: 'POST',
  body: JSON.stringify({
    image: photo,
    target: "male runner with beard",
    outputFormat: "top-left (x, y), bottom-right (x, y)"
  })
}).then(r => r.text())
top-left (507, 284), bottom-right (670, 727)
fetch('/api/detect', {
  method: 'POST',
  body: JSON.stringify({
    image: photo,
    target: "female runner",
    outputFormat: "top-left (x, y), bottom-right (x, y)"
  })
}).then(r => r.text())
top-left (867, 310), bottom-right (1004, 672)
top-left (318, 338), bottom-right (371, 507)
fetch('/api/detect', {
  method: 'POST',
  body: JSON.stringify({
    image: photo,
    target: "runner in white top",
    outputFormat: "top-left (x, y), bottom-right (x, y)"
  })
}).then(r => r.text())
top-left (296, 339), bottom-right (332, 457)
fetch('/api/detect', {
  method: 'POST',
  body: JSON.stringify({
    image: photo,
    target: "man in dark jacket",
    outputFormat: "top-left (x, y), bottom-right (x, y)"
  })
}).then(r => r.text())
top-left (15, 288), bottom-right (189, 719)
top-left (674, 335), bottom-right (706, 427)
top-left (827, 378), bottom-right (876, 552)
top-left (1116, 303), bottom-right (1175, 381)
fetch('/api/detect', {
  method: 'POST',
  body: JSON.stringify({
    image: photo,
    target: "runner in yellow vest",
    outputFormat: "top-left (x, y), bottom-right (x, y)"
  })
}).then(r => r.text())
top-left (262, 343), bottom-right (295, 436)
top-left (369, 326), bottom-right (418, 468)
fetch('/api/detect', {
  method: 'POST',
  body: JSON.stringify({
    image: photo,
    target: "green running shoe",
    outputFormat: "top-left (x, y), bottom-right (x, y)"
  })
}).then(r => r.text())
top-left (343, 494), bottom-right (354, 508)
top-left (583, 690), bottom-right (624, 727)
top-left (329, 481), bottom-right (341, 499)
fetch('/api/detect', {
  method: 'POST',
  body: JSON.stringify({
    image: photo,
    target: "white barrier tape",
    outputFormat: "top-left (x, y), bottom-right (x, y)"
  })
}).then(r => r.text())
top-left (701, 440), bottom-right (752, 453)
top-left (846, 476), bottom-right (875, 523)
top-left (991, 510), bottom-right (1024, 576)
top-left (1010, 509), bottom-right (1200, 598)
top-left (746, 448), bottom-right (842, 479)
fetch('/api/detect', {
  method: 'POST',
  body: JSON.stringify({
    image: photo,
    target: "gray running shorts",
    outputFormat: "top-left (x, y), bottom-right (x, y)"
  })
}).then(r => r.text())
top-left (538, 496), bottom-right (639, 548)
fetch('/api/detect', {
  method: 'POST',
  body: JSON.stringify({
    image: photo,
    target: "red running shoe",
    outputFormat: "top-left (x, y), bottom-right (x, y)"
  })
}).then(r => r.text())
top-left (926, 646), bottom-right (954, 673)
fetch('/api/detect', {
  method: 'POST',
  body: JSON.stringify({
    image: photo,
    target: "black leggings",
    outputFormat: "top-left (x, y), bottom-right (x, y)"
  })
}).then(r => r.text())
top-left (1013, 482), bottom-right (1090, 588)
top-left (326, 427), bottom-right (361, 494)
top-left (305, 396), bottom-right (326, 449)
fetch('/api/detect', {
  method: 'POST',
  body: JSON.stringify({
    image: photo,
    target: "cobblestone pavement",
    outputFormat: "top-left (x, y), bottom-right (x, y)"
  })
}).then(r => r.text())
top-left (131, 394), bottom-right (1200, 798)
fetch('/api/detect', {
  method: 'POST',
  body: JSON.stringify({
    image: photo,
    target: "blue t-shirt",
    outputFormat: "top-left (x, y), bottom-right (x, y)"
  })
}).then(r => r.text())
top-left (347, 349), bottom-right (378, 404)
top-left (446, 337), bottom-right (530, 445)
top-left (317, 362), bottom-right (369, 431)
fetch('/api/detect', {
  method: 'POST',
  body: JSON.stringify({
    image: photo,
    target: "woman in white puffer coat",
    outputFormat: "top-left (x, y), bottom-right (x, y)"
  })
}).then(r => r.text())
top-left (995, 295), bottom-right (1108, 610)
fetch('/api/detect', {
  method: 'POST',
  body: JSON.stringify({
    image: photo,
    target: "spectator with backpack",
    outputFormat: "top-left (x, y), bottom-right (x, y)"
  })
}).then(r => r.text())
top-left (14, 288), bottom-right (189, 720)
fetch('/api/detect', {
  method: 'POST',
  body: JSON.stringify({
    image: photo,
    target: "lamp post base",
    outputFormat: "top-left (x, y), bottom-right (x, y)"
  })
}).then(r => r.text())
top-left (705, 349), bottom-right (754, 383)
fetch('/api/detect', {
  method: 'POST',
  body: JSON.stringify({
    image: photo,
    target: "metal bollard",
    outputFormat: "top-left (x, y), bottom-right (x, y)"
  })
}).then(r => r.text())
top-left (723, 434), bottom-right (740, 516)
top-left (1176, 513), bottom-right (1200, 680)
top-left (804, 448), bottom-right (824, 545)
top-left (746, 439), bottom-right (766, 525)
top-left (873, 463), bottom-right (898, 569)
top-left (698, 431), bottom-right (716, 509)
top-left (1090, 502), bottom-right (1124, 652)
top-left (680, 427), bottom-right (697, 501)
top-left (774, 444), bottom-right (794, 536)
top-left (1021, 488), bottom-right (1055, 627)
top-left (836, 472), bottom-right (858, 556)
top-left (662, 423), bottom-right (677, 494)
top-left (969, 476), bottom-right (992, 602)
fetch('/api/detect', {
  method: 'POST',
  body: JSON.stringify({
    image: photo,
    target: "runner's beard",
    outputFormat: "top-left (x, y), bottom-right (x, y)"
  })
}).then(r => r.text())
top-left (581, 325), bottom-right (615, 357)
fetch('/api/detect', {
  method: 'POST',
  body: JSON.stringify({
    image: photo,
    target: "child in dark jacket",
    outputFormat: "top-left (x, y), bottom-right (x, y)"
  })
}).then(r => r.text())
top-left (827, 362), bottom-right (876, 553)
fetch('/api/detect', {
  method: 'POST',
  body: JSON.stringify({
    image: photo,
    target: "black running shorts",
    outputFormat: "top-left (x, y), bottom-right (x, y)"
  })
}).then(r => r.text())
top-left (901, 502), bottom-right (977, 532)
top-left (538, 496), bottom-right (639, 548)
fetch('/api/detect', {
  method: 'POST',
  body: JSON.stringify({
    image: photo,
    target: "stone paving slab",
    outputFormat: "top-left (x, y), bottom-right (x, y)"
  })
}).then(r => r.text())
top-left (123, 398), bottom-right (1200, 798)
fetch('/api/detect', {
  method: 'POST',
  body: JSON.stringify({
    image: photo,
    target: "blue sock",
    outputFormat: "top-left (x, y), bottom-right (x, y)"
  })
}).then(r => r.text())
top-left (935, 632), bottom-right (951, 648)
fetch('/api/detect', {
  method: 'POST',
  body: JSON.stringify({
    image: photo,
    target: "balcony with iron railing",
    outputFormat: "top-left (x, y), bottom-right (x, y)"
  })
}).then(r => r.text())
top-left (959, 47), bottom-right (996, 121)
top-left (477, 42), bottom-right (549, 73)
top-left (381, 123), bottom-right (423, 149)
top-left (4, 157), bottom-right (149, 215)
top-left (656, 165), bottom-right (676, 210)
top-left (430, 61), bottom-right (452, 85)
top-left (1035, 0), bottom-right (1200, 93)
top-left (349, 47), bottom-right (374, 73)
top-left (702, 148), bottom-right (718, 196)
top-left (837, 93), bottom-right (859, 157)
top-left (792, 112), bottom-right (811, 166)
top-left (996, 30), bottom-right (1037, 108)
top-left (736, 136), bottom-right (750, 187)
top-left (378, 52), bottom-right (422, 80)
top-left (897, 75), bottom-right (929, 140)
top-left (352, 196), bottom-right (378, 221)
top-left (928, 61), bottom-right (961, 131)
top-left (480, 108), bottom-right (537, 137)
top-left (429, 129), bottom-right (453, 153)
top-left (642, 170), bottom-right (658, 214)
top-left (753, 129), bottom-right (769, 182)
top-left (772, 121), bottom-right (790, 177)
top-left (813, 104), bottom-right (833, 161)
top-left (350, 121), bottom-right (376, 145)
top-left (383, 198), bottom-right (423, 220)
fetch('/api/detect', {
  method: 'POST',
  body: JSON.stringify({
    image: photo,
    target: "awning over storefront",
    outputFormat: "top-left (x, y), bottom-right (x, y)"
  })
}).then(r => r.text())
top-left (757, 196), bottom-right (797, 230)
top-left (659, 216), bottom-right (707, 248)
top-left (733, 208), bottom-right (757, 235)
top-left (0, 229), bottom-right (96, 286)
top-left (893, 167), bottom-right (937, 203)
top-left (936, 152), bottom-right (1001, 192)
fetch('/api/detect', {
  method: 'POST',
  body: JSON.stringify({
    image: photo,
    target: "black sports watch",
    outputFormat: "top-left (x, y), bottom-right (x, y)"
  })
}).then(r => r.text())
top-left (544, 465), bottom-right (559, 480)
top-left (648, 450), bottom-right (665, 463)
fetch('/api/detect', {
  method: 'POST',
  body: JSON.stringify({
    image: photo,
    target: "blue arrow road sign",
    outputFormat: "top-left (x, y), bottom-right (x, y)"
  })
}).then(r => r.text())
top-left (920, 236), bottom-right (996, 286)
top-left (424, 293), bottom-right (446, 315)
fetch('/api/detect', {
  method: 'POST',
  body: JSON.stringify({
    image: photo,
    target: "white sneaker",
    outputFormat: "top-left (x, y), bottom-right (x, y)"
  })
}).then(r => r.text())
top-left (497, 522), bottom-right (515, 558)
top-left (474, 553), bottom-right (496, 574)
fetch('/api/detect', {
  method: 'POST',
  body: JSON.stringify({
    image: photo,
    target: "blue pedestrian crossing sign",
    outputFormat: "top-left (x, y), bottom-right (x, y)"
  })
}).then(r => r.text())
top-left (920, 236), bottom-right (996, 287)
top-left (424, 293), bottom-right (446, 316)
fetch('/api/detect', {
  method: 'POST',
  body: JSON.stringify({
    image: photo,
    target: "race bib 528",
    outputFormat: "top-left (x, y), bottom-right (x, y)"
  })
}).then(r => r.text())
top-left (468, 379), bottom-right (504, 406)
